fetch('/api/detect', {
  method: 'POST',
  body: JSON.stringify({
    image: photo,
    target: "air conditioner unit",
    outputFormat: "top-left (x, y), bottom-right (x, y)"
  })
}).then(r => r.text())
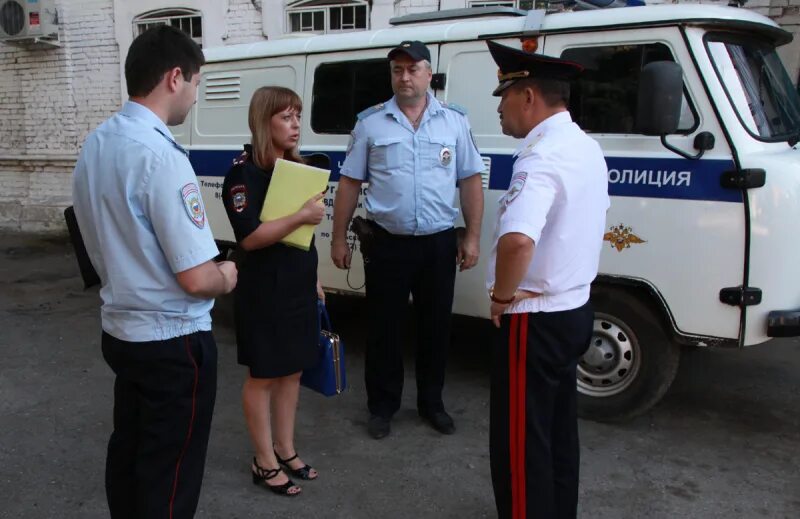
top-left (0, 0), bottom-right (59, 45)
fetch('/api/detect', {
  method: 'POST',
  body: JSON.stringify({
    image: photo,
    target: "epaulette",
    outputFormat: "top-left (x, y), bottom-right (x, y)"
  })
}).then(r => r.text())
top-left (356, 103), bottom-right (386, 121)
top-left (153, 127), bottom-right (189, 156)
top-left (517, 132), bottom-right (545, 158)
top-left (440, 102), bottom-right (468, 116)
top-left (232, 150), bottom-right (249, 166)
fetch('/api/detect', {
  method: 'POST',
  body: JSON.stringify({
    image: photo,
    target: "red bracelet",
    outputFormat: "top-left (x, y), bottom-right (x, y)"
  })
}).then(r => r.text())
top-left (489, 288), bottom-right (515, 305)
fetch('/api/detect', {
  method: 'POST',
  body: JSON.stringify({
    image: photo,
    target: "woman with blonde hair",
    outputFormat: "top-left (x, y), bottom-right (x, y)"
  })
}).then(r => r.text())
top-left (222, 86), bottom-right (325, 497)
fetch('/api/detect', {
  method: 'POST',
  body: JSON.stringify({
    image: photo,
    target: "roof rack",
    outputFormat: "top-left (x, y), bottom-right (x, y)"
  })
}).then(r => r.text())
top-left (389, 7), bottom-right (527, 26)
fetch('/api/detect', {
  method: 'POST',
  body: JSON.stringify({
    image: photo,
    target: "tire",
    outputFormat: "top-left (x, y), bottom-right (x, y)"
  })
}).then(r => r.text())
top-left (577, 288), bottom-right (681, 422)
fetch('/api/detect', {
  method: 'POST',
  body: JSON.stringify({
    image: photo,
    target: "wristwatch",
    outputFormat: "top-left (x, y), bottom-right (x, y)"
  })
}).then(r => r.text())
top-left (489, 287), bottom-right (515, 305)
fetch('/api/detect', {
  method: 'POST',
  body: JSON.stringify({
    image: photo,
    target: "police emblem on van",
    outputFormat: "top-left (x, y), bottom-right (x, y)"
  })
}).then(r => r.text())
top-left (603, 224), bottom-right (645, 252)
top-left (181, 183), bottom-right (206, 229)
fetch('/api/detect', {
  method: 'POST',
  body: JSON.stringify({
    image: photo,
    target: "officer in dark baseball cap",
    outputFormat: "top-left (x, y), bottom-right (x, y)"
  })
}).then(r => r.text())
top-left (333, 35), bottom-right (486, 441)
top-left (387, 40), bottom-right (431, 62)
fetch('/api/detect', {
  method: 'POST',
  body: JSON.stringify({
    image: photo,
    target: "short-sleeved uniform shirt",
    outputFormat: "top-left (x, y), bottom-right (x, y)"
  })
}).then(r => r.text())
top-left (486, 111), bottom-right (610, 313)
top-left (72, 101), bottom-right (219, 342)
top-left (339, 92), bottom-right (485, 235)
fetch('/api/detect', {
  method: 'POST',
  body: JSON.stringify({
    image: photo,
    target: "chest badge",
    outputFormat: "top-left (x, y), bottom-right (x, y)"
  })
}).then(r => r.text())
top-left (439, 147), bottom-right (452, 167)
top-left (230, 184), bottom-right (247, 213)
top-left (181, 183), bottom-right (206, 229)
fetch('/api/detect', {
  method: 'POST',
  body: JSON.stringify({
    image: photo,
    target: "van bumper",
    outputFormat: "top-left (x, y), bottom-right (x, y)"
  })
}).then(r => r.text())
top-left (767, 310), bottom-right (800, 337)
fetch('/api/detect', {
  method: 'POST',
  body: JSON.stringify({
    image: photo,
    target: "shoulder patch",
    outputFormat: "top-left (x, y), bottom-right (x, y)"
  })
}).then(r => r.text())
top-left (501, 171), bottom-right (527, 208)
top-left (181, 183), bottom-right (206, 229)
top-left (229, 184), bottom-right (248, 213)
top-left (357, 103), bottom-right (386, 121)
top-left (441, 102), bottom-right (468, 116)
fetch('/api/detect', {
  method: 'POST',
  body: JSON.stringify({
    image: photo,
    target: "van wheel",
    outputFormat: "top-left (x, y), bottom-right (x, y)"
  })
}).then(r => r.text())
top-left (577, 289), bottom-right (680, 422)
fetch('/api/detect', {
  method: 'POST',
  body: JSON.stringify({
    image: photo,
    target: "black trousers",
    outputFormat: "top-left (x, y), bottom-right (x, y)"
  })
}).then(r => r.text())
top-left (489, 303), bottom-right (593, 519)
top-left (101, 330), bottom-right (217, 519)
top-left (363, 225), bottom-right (457, 418)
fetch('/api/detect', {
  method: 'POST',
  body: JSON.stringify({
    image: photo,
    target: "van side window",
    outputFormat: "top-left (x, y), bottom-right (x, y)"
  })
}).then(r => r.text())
top-left (311, 59), bottom-right (394, 134)
top-left (562, 43), bottom-right (697, 134)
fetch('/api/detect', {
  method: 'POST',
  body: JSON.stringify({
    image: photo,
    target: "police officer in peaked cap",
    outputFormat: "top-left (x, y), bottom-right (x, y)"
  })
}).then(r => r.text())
top-left (331, 40), bottom-right (485, 439)
top-left (484, 40), bottom-right (610, 519)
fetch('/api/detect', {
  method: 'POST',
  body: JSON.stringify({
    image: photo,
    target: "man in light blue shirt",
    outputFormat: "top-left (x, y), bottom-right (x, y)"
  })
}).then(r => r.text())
top-left (332, 41), bottom-right (485, 439)
top-left (72, 26), bottom-right (237, 519)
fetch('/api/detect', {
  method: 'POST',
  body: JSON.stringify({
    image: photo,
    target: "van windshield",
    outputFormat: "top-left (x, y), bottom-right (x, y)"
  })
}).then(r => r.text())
top-left (705, 34), bottom-right (800, 145)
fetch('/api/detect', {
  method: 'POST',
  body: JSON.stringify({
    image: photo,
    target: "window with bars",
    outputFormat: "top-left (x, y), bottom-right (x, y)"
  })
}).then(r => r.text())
top-left (133, 9), bottom-right (203, 47)
top-left (468, 1), bottom-right (515, 7)
top-left (467, 0), bottom-right (543, 9)
top-left (289, 10), bottom-right (325, 32)
top-left (287, 1), bottom-right (368, 34)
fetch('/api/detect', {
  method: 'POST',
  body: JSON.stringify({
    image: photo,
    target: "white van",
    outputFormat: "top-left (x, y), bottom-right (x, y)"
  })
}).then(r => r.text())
top-left (177, 5), bottom-right (800, 420)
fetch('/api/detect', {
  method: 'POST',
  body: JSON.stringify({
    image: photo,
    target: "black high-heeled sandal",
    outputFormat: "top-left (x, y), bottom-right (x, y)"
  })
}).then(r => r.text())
top-left (274, 450), bottom-right (318, 481)
top-left (251, 457), bottom-right (301, 496)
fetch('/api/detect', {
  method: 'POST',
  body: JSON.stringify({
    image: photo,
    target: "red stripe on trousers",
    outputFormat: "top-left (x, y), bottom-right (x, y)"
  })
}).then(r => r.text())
top-left (517, 313), bottom-right (528, 518)
top-left (509, 314), bottom-right (519, 519)
top-left (169, 338), bottom-right (199, 519)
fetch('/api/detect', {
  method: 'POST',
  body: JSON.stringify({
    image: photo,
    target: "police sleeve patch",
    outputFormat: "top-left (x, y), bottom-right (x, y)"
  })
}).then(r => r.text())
top-left (230, 184), bottom-right (247, 213)
top-left (181, 183), bottom-right (206, 229)
top-left (502, 171), bottom-right (527, 206)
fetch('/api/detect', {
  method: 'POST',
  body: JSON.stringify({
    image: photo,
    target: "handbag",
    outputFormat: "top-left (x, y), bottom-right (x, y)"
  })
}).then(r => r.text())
top-left (301, 301), bottom-right (347, 396)
top-left (63, 206), bottom-right (101, 289)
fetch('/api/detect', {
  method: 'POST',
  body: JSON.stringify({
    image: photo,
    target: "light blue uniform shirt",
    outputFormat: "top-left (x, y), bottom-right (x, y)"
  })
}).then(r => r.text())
top-left (340, 92), bottom-right (484, 235)
top-left (72, 101), bottom-right (219, 342)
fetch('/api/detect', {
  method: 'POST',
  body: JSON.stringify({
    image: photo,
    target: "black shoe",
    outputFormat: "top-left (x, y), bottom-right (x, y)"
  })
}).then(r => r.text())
top-left (419, 409), bottom-right (455, 435)
top-left (251, 457), bottom-right (302, 497)
top-left (274, 449), bottom-right (318, 481)
top-left (368, 415), bottom-right (391, 439)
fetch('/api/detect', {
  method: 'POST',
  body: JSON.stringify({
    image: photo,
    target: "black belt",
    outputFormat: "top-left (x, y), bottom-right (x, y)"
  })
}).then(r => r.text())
top-left (368, 220), bottom-right (453, 239)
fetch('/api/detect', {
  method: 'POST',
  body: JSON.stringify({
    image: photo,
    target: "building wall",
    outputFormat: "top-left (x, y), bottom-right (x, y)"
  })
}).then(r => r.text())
top-left (0, 0), bottom-right (798, 231)
top-left (0, 0), bottom-right (118, 231)
top-left (225, 0), bottom-right (268, 44)
top-left (394, 0), bottom-right (440, 17)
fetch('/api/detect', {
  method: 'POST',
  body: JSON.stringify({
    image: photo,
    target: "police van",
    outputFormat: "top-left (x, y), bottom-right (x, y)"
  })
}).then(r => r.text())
top-left (177, 4), bottom-right (800, 420)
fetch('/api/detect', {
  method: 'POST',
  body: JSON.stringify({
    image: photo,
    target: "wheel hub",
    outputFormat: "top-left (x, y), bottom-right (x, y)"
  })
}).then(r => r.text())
top-left (577, 314), bottom-right (641, 397)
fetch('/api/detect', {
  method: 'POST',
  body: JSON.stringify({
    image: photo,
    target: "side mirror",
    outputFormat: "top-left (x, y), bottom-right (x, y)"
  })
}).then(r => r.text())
top-left (636, 61), bottom-right (683, 136)
top-left (637, 61), bottom-right (714, 160)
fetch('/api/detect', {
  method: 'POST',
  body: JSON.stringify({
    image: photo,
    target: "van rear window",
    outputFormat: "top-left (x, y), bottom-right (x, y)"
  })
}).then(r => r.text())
top-left (311, 59), bottom-right (394, 134)
top-left (562, 43), bottom-right (697, 135)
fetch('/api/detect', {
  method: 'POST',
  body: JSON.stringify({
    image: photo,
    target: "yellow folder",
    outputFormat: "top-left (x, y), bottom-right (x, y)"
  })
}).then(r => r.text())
top-left (260, 158), bottom-right (331, 251)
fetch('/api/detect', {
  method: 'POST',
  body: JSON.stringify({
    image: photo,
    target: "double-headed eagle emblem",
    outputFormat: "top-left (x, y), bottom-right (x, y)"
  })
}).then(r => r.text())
top-left (603, 224), bottom-right (646, 252)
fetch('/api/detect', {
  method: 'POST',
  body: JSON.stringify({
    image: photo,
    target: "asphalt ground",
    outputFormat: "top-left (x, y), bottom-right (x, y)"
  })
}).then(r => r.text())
top-left (1, 232), bottom-right (798, 518)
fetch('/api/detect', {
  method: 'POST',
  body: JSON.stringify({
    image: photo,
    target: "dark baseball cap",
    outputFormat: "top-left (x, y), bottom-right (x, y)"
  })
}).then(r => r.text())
top-left (387, 40), bottom-right (431, 63)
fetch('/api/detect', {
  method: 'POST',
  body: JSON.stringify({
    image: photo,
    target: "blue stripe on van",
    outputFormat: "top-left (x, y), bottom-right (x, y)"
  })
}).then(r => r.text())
top-left (189, 149), bottom-right (741, 203)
